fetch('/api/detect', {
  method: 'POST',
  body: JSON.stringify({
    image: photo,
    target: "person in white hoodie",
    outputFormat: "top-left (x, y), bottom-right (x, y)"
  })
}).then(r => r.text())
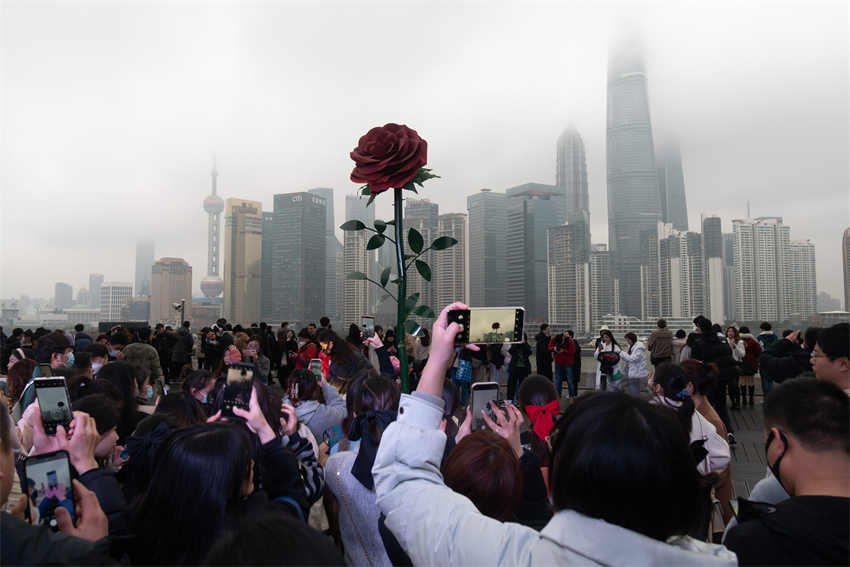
top-left (619, 332), bottom-right (649, 397)
top-left (372, 302), bottom-right (737, 567)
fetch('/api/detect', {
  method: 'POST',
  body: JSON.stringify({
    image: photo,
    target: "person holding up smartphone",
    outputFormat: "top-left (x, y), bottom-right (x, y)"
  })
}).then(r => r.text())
top-left (1, 397), bottom-right (111, 565)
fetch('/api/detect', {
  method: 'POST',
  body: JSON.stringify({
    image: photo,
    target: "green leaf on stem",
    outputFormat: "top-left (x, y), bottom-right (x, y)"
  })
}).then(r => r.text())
top-left (366, 234), bottom-right (386, 250)
top-left (414, 305), bottom-right (435, 319)
top-left (412, 168), bottom-right (441, 187)
top-left (340, 220), bottom-right (366, 231)
top-left (408, 228), bottom-right (424, 254)
top-left (346, 271), bottom-right (367, 280)
top-left (360, 185), bottom-right (371, 196)
top-left (380, 267), bottom-right (391, 288)
top-left (404, 293), bottom-right (420, 316)
top-left (374, 220), bottom-right (387, 234)
top-left (431, 236), bottom-right (458, 250)
top-left (415, 260), bottom-right (432, 281)
top-left (366, 194), bottom-right (376, 207)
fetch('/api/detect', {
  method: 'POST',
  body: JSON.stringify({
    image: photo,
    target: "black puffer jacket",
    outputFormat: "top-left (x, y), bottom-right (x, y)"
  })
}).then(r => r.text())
top-left (690, 333), bottom-right (740, 383)
top-left (759, 339), bottom-right (813, 383)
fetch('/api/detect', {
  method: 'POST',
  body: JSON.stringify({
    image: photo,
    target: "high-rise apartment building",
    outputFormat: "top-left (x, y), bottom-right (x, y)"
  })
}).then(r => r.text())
top-left (642, 222), bottom-right (707, 320)
top-left (89, 274), bottom-right (104, 309)
top-left (269, 192), bottom-right (327, 325)
top-left (135, 241), bottom-right (155, 298)
top-left (722, 233), bottom-right (736, 321)
top-left (843, 228), bottom-right (850, 310)
top-left (733, 217), bottom-right (791, 322)
top-left (547, 223), bottom-right (591, 334)
top-left (506, 183), bottom-right (565, 321)
top-left (606, 45), bottom-right (662, 316)
top-left (405, 199), bottom-right (440, 315)
top-left (343, 195), bottom-right (376, 326)
top-left (467, 189), bottom-right (507, 307)
top-left (702, 216), bottom-right (724, 323)
top-left (434, 213), bottom-right (467, 312)
top-left (260, 212), bottom-right (275, 320)
top-left (151, 257), bottom-right (192, 324)
top-left (223, 199), bottom-right (263, 325)
top-left (308, 188), bottom-right (338, 323)
top-left (656, 144), bottom-right (689, 232)
top-left (54, 283), bottom-right (73, 310)
top-left (77, 288), bottom-right (90, 307)
top-left (788, 240), bottom-right (817, 320)
top-left (100, 283), bottom-right (132, 322)
top-left (590, 244), bottom-right (616, 329)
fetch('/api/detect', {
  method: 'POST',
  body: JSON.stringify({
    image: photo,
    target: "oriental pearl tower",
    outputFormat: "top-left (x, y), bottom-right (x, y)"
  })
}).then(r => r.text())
top-left (201, 160), bottom-right (225, 298)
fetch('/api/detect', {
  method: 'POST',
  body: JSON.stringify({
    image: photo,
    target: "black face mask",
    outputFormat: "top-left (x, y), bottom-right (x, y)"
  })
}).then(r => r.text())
top-left (765, 430), bottom-right (789, 494)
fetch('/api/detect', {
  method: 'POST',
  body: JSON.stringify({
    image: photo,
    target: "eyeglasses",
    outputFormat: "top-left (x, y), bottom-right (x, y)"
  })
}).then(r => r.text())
top-left (810, 352), bottom-right (828, 360)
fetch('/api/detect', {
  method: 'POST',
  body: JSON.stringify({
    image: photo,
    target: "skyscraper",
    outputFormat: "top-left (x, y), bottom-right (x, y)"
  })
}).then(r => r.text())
top-left (151, 258), bottom-right (192, 324)
top-left (134, 241), bottom-right (155, 298)
top-left (434, 213), bottom-right (467, 312)
top-left (89, 274), bottom-right (104, 309)
top-left (308, 188), bottom-right (338, 323)
top-left (607, 44), bottom-right (662, 316)
top-left (270, 192), bottom-right (327, 324)
top-left (343, 195), bottom-right (376, 326)
top-left (843, 228), bottom-right (850, 310)
top-left (656, 144), bottom-right (689, 232)
top-left (260, 212), bottom-right (275, 320)
top-left (788, 240), bottom-right (817, 320)
top-left (506, 183), bottom-right (565, 321)
top-left (54, 283), bottom-right (73, 310)
top-left (722, 233), bottom-right (736, 321)
top-left (733, 217), bottom-right (791, 321)
top-left (467, 189), bottom-right (507, 307)
top-left (201, 161), bottom-right (225, 298)
top-left (702, 216), bottom-right (724, 323)
top-left (641, 222), bottom-right (707, 320)
top-left (547, 223), bottom-right (591, 334)
top-left (556, 127), bottom-right (590, 231)
top-left (100, 283), bottom-right (132, 322)
top-left (405, 199), bottom-right (440, 315)
top-left (223, 199), bottom-right (263, 324)
top-left (590, 244), bottom-right (616, 329)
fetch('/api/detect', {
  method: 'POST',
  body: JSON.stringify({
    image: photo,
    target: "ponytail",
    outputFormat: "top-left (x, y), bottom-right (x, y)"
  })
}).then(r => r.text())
top-left (653, 362), bottom-right (696, 431)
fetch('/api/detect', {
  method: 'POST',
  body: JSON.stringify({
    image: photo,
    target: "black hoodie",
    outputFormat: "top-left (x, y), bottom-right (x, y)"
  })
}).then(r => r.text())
top-left (725, 495), bottom-right (850, 565)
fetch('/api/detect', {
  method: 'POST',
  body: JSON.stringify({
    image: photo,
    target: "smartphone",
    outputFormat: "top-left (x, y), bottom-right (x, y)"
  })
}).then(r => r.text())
top-left (470, 382), bottom-right (500, 431)
top-left (448, 307), bottom-right (525, 345)
top-left (361, 315), bottom-right (375, 338)
top-left (23, 450), bottom-right (75, 530)
top-left (323, 424), bottom-right (343, 456)
top-left (222, 363), bottom-right (254, 417)
top-left (308, 358), bottom-right (323, 380)
top-left (34, 378), bottom-right (72, 434)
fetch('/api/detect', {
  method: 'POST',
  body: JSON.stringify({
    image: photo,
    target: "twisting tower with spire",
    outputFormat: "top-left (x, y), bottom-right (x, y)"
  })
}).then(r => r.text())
top-left (201, 159), bottom-right (225, 298)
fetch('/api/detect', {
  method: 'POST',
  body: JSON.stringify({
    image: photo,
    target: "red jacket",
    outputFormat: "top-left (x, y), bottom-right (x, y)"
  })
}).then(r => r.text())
top-left (549, 336), bottom-right (576, 366)
top-left (295, 342), bottom-right (318, 370)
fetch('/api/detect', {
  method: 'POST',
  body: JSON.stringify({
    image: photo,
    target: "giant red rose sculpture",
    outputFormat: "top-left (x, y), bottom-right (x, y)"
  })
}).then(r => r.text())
top-left (343, 123), bottom-right (456, 393)
top-left (350, 123), bottom-right (428, 195)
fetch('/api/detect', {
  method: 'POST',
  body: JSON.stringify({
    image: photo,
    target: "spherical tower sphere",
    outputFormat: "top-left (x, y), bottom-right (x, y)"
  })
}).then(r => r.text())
top-left (203, 195), bottom-right (224, 214)
top-left (201, 276), bottom-right (225, 298)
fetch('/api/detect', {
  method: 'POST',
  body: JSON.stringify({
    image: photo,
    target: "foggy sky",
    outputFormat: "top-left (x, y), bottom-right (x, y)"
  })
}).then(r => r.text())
top-left (1, 0), bottom-right (847, 303)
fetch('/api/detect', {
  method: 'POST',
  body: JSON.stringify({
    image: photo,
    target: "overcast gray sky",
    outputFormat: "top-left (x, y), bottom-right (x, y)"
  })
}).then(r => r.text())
top-left (1, 0), bottom-right (847, 302)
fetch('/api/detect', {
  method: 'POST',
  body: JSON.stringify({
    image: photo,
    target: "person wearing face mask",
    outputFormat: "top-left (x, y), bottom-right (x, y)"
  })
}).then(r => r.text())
top-left (724, 379), bottom-right (849, 565)
top-left (182, 369), bottom-right (218, 415)
top-left (293, 329), bottom-right (318, 371)
top-left (84, 343), bottom-right (109, 376)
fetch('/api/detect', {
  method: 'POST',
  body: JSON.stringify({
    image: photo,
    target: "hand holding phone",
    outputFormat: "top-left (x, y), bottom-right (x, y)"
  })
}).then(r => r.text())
top-left (23, 450), bottom-right (75, 531)
top-left (222, 364), bottom-right (254, 417)
top-left (35, 378), bottom-right (72, 435)
top-left (470, 382), bottom-right (500, 432)
top-left (232, 385), bottom-right (276, 444)
top-left (447, 307), bottom-right (525, 345)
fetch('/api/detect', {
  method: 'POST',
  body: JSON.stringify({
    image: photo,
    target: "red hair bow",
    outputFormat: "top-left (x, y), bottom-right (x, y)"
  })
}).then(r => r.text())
top-left (526, 400), bottom-right (560, 441)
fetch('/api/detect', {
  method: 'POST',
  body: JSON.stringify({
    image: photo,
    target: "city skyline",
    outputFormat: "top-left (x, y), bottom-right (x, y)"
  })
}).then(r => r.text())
top-left (1, 2), bottom-right (847, 304)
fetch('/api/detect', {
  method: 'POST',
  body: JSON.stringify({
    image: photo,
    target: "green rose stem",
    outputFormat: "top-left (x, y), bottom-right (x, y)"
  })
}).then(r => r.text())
top-left (393, 187), bottom-right (410, 393)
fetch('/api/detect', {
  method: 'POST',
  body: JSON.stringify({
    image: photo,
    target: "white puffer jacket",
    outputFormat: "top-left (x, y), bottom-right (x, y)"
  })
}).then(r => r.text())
top-left (620, 341), bottom-right (649, 379)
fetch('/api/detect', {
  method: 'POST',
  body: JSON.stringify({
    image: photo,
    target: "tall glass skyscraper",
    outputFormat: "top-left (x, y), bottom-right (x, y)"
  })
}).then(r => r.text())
top-left (606, 46), bottom-right (662, 317)
top-left (556, 127), bottom-right (590, 227)
top-left (657, 144), bottom-right (689, 232)
top-left (467, 189), bottom-right (507, 307)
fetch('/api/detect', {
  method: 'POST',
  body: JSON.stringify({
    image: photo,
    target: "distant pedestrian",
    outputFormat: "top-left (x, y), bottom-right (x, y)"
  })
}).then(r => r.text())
top-left (647, 319), bottom-right (673, 366)
top-left (534, 324), bottom-right (553, 379)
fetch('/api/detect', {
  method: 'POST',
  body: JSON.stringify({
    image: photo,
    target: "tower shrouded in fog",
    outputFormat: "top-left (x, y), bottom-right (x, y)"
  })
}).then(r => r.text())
top-left (201, 160), bottom-right (225, 298)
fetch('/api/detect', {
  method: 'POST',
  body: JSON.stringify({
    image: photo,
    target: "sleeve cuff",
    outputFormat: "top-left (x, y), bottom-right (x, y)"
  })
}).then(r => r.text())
top-left (398, 393), bottom-right (444, 430)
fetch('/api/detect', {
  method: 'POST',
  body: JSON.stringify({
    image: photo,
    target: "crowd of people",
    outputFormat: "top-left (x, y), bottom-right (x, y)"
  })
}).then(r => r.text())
top-left (0, 309), bottom-right (846, 566)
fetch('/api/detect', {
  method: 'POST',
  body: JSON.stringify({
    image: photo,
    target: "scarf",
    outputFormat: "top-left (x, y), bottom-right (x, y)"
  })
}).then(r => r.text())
top-left (348, 410), bottom-right (396, 490)
top-left (525, 400), bottom-right (559, 442)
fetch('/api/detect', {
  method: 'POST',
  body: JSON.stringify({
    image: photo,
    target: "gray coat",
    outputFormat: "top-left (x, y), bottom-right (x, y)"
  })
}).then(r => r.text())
top-left (292, 383), bottom-right (346, 440)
